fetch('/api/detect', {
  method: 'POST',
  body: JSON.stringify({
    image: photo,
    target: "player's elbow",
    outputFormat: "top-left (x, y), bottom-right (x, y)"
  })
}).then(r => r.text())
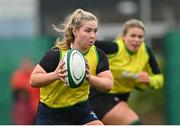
top-left (29, 76), bottom-right (39, 88)
top-left (104, 79), bottom-right (114, 92)
top-left (29, 79), bottom-right (35, 87)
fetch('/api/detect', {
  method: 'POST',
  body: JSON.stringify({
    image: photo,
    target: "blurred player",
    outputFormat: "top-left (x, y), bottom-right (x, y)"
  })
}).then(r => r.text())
top-left (90, 19), bottom-right (164, 125)
top-left (11, 58), bottom-right (39, 124)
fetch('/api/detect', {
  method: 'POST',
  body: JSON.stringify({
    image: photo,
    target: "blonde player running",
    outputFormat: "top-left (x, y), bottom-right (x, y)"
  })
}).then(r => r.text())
top-left (30, 9), bottom-right (113, 125)
top-left (90, 19), bottom-right (164, 125)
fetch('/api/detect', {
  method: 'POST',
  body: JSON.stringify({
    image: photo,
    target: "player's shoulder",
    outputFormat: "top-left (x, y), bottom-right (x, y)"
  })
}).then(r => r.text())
top-left (44, 46), bottom-right (60, 57)
top-left (144, 43), bottom-right (153, 55)
top-left (95, 46), bottom-right (107, 56)
top-left (50, 46), bottom-right (60, 52)
top-left (95, 46), bottom-right (109, 65)
top-left (41, 46), bottom-right (60, 64)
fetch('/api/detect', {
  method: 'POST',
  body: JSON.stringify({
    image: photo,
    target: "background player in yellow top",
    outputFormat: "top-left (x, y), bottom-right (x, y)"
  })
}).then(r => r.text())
top-left (30, 8), bottom-right (113, 125)
top-left (90, 19), bottom-right (164, 125)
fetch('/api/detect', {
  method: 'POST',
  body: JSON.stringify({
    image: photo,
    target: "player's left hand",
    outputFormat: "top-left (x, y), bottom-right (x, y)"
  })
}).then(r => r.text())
top-left (136, 71), bottom-right (150, 84)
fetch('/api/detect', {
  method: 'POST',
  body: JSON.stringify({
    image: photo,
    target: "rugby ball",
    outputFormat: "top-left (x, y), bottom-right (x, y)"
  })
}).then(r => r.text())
top-left (63, 49), bottom-right (86, 88)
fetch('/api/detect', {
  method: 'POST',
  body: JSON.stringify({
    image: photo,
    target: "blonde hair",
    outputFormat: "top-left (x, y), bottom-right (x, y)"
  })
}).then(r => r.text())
top-left (116, 19), bottom-right (145, 40)
top-left (53, 9), bottom-right (98, 49)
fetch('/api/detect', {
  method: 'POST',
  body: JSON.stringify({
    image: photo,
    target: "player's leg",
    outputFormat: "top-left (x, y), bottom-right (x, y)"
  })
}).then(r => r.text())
top-left (89, 90), bottom-right (121, 120)
top-left (102, 101), bottom-right (140, 125)
top-left (80, 101), bottom-right (104, 125)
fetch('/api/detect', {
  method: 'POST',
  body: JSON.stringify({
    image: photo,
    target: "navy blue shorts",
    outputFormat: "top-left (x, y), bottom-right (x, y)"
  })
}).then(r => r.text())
top-left (89, 88), bottom-right (130, 119)
top-left (35, 101), bottom-right (99, 125)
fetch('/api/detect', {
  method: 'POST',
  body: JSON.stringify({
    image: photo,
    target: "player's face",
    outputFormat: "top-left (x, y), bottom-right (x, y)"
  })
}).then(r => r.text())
top-left (123, 27), bottom-right (144, 53)
top-left (73, 20), bottom-right (98, 52)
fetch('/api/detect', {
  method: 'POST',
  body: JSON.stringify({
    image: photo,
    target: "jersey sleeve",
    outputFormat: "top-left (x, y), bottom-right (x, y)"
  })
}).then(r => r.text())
top-left (145, 45), bottom-right (164, 89)
top-left (95, 40), bottom-right (118, 54)
top-left (39, 47), bottom-right (60, 73)
top-left (95, 47), bottom-right (110, 74)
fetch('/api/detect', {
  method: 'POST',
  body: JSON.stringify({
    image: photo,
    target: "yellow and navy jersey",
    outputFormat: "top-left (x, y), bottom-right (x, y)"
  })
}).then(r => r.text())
top-left (38, 45), bottom-right (109, 108)
top-left (95, 39), bottom-right (164, 94)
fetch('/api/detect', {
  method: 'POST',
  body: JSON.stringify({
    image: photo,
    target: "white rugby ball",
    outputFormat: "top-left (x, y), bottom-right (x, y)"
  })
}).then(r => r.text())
top-left (63, 49), bottom-right (86, 88)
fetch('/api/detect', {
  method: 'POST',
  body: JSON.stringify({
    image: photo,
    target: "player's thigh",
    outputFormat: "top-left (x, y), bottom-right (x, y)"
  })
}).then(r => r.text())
top-left (102, 101), bottom-right (139, 125)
